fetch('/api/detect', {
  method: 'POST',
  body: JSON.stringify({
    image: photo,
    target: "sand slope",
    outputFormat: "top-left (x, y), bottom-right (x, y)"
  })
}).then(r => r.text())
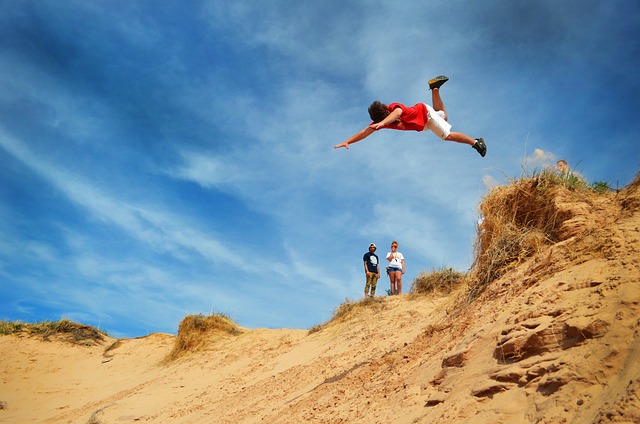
top-left (1, 178), bottom-right (639, 423)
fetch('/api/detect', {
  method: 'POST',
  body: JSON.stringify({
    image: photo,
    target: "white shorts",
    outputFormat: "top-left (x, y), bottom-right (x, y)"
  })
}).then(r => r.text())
top-left (424, 104), bottom-right (452, 139)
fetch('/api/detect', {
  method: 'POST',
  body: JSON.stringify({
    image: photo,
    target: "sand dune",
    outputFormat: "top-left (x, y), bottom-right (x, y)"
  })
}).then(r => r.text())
top-left (2, 174), bottom-right (639, 423)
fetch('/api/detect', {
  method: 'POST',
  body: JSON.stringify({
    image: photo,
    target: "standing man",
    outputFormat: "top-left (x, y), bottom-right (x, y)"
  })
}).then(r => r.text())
top-left (363, 243), bottom-right (381, 298)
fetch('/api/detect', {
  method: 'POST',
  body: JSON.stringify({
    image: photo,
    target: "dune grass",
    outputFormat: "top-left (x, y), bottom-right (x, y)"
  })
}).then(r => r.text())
top-left (308, 296), bottom-right (386, 334)
top-left (165, 313), bottom-right (243, 361)
top-left (467, 167), bottom-right (614, 302)
top-left (410, 267), bottom-right (467, 296)
top-left (0, 319), bottom-right (106, 345)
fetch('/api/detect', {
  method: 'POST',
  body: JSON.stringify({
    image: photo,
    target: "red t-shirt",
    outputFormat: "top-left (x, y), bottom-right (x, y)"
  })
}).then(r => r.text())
top-left (373, 103), bottom-right (429, 132)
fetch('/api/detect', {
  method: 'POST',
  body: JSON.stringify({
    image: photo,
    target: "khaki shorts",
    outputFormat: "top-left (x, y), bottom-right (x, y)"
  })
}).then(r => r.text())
top-left (424, 104), bottom-right (452, 139)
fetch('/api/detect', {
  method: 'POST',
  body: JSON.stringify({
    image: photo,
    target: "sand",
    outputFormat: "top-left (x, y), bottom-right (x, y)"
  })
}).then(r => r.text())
top-left (1, 178), bottom-right (639, 423)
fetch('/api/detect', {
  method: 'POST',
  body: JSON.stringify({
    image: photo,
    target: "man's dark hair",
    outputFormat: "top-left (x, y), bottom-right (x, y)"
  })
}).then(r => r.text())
top-left (368, 100), bottom-right (390, 123)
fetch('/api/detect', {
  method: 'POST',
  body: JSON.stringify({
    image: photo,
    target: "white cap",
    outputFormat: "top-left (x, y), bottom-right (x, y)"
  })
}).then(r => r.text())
top-left (369, 243), bottom-right (376, 248)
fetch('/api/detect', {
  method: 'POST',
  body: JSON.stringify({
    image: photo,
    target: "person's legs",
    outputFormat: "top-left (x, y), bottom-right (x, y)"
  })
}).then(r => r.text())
top-left (365, 273), bottom-right (376, 297)
top-left (370, 275), bottom-right (377, 297)
top-left (390, 271), bottom-right (402, 294)
top-left (427, 76), bottom-right (486, 156)
top-left (429, 91), bottom-right (473, 145)
top-left (389, 272), bottom-right (397, 295)
top-left (431, 88), bottom-right (448, 121)
top-left (445, 131), bottom-right (476, 146)
top-left (425, 104), bottom-right (482, 148)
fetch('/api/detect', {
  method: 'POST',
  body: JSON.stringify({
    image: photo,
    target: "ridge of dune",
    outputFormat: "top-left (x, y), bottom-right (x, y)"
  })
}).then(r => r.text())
top-left (1, 173), bottom-right (639, 423)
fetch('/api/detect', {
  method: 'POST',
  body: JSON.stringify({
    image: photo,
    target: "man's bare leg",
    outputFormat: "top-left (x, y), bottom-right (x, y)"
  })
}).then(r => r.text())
top-left (445, 131), bottom-right (476, 146)
top-left (428, 75), bottom-right (487, 157)
top-left (431, 88), bottom-right (448, 121)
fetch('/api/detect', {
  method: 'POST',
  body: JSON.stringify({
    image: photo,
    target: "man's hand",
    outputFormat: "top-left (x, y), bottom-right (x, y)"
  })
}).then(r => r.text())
top-left (333, 142), bottom-right (349, 149)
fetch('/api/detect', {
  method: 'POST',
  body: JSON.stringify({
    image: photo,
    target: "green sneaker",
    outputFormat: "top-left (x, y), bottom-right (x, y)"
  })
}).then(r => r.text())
top-left (428, 75), bottom-right (449, 90)
top-left (472, 138), bottom-right (487, 157)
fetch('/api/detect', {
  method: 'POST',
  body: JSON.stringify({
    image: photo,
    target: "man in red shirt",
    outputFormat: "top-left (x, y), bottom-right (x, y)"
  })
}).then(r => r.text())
top-left (333, 76), bottom-right (487, 157)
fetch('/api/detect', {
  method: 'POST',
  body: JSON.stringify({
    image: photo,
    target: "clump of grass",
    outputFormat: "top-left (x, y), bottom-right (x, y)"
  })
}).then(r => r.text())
top-left (307, 323), bottom-right (323, 334)
top-left (591, 181), bottom-right (612, 193)
top-left (534, 166), bottom-right (613, 194)
top-left (410, 267), bottom-right (467, 296)
top-left (166, 313), bottom-right (242, 361)
top-left (0, 321), bottom-right (24, 335)
top-left (554, 170), bottom-right (590, 191)
top-left (308, 297), bottom-right (384, 334)
top-left (0, 319), bottom-right (106, 345)
top-left (330, 298), bottom-right (362, 323)
top-left (468, 167), bottom-right (608, 302)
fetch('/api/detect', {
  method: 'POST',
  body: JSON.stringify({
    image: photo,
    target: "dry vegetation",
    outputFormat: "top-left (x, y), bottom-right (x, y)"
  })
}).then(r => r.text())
top-left (0, 319), bottom-right (106, 346)
top-left (410, 267), bottom-right (466, 295)
top-left (466, 168), bottom-right (615, 302)
top-left (308, 296), bottom-right (388, 334)
top-left (165, 313), bottom-right (243, 361)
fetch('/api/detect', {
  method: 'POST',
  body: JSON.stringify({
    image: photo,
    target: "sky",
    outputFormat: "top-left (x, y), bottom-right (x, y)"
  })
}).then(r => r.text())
top-left (1, 0), bottom-right (638, 338)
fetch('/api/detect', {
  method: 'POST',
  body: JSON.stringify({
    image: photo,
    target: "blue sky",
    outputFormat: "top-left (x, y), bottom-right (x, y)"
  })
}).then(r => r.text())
top-left (1, 0), bottom-right (638, 338)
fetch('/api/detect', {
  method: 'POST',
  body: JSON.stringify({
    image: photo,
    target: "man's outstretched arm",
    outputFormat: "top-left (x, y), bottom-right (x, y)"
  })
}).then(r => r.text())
top-left (333, 126), bottom-right (376, 150)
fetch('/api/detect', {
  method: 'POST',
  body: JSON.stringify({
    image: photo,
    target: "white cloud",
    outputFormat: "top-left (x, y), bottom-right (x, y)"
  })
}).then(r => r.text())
top-left (482, 174), bottom-right (500, 190)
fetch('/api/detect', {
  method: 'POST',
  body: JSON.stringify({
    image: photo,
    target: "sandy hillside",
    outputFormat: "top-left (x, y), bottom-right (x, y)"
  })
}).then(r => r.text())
top-left (1, 173), bottom-right (639, 424)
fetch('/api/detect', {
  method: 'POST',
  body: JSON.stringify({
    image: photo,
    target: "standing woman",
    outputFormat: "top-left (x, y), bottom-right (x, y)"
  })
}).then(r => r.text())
top-left (386, 241), bottom-right (405, 295)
